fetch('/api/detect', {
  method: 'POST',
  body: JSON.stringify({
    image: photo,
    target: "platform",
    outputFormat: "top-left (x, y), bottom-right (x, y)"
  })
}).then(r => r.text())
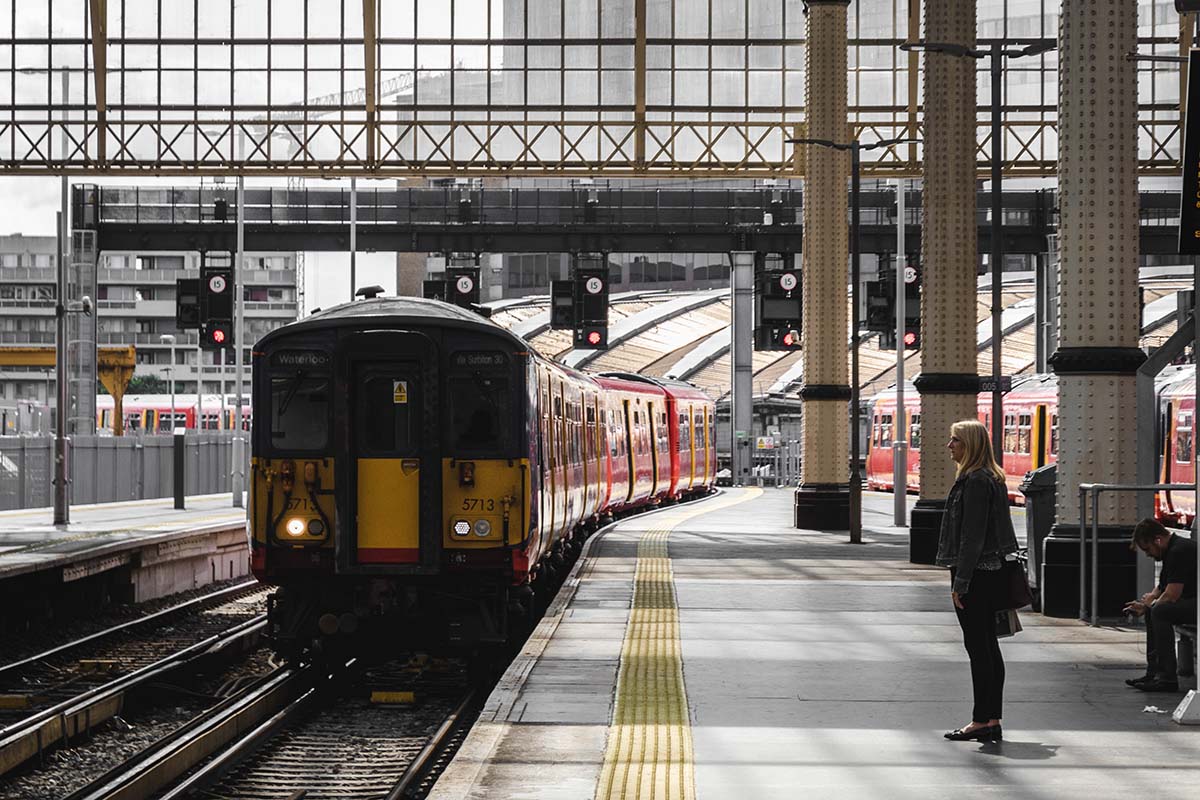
top-left (432, 488), bottom-right (1200, 800)
top-left (0, 494), bottom-right (248, 605)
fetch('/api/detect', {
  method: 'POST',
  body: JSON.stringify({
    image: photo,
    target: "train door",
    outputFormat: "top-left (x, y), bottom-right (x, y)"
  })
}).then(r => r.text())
top-left (702, 406), bottom-right (712, 484)
top-left (1032, 405), bottom-right (1047, 469)
top-left (623, 399), bottom-right (636, 503)
top-left (539, 371), bottom-right (553, 546)
top-left (647, 401), bottom-right (659, 495)
top-left (336, 331), bottom-right (439, 574)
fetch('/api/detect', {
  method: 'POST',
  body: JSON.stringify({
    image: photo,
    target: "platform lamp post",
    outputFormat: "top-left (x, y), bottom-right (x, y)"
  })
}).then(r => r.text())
top-left (900, 39), bottom-right (1056, 467)
top-left (160, 334), bottom-right (176, 431)
top-left (788, 134), bottom-right (918, 543)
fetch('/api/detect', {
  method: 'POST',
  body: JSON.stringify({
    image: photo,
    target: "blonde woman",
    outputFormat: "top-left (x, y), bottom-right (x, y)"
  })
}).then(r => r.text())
top-left (936, 418), bottom-right (1019, 742)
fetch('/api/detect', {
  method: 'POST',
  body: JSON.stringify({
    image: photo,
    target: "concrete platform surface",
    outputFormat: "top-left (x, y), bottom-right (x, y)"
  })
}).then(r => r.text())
top-left (431, 488), bottom-right (1199, 800)
top-left (0, 493), bottom-right (246, 581)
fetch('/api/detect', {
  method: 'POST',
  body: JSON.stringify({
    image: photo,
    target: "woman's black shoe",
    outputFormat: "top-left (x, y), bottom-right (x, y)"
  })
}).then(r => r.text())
top-left (944, 724), bottom-right (1000, 741)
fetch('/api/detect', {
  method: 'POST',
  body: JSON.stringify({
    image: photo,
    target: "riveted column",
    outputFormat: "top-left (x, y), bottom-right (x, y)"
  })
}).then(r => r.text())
top-left (794, 0), bottom-right (851, 530)
top-left (1044, 0), bottom-right (1142, 617)
top-left (909, 0), bottom-right (979, 563)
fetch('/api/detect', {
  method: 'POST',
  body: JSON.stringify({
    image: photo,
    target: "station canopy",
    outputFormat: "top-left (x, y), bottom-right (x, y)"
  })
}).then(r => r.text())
top-left (486, 265), bottom-right (1197, 403)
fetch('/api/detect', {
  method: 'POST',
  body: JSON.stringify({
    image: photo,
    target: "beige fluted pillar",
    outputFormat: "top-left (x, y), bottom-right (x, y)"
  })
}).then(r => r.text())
top-left (1045, 0), bottom-right (1143, 617)
top-left (909, 0), bottom-right (979, 562)
top-left (794, 0), bottom-right (851, 530)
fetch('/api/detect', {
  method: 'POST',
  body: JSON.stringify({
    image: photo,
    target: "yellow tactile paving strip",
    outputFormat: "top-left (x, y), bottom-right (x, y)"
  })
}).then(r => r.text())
top-left (596, 489), bottom-right (763, 800)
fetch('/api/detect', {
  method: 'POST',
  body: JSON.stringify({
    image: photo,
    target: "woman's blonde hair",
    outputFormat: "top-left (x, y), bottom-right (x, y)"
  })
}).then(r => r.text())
top-left (951, 418), bottom-right (1005, 483)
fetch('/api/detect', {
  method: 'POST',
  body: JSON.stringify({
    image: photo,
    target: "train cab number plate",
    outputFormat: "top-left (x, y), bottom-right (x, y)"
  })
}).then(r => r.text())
top-left (460, 498), bottom-right (496, 511)
top-left (285, 497), bottom-right (317, 511)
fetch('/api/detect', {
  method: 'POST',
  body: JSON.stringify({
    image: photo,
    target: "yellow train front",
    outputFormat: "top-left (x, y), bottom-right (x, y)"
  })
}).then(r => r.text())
top-left (249, 297), bottom-right (550, 659)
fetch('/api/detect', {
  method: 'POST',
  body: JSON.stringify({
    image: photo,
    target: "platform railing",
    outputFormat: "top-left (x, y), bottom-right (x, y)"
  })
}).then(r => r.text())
top-left (1077, 482), bottom-right (1195, 626)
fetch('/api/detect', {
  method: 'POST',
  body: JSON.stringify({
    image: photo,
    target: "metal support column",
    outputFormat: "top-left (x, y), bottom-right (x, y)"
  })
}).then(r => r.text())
top-left (794, 0), bottom-right (851, 531)
top-left (1046, 0), bottom-right (1142, 617)
top-left (730, 252), bottom-right (755, 486)
top-left (894, 179), bottom-right (908, 527)
top-left (911, 0), bottom-right (979, 563)
top-left (350, 177), bottom-right (358, 297)
top-left (54, 209), bottom-right (69, 525)
top-left (990, 43), bottom-right (1005, 468)
top-left (231, 176), bottom-right (246, 509)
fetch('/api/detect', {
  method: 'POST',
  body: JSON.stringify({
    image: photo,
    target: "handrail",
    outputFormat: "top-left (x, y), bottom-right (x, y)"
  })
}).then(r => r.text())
top-left (1077, 482), bottom-right (1195, 626)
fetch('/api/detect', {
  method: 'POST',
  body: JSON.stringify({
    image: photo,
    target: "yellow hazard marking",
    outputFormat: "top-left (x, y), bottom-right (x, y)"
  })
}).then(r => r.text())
top-left (393, 380), bottom-right (408, 404)
top-left (77, 659), bottom-right (120, 674)
top-left (0, 695), bottom-right (32, 709)
top-left (595, 489), bottom-right (762, 800)
top-left (370, 691), bottom-right (415, 704)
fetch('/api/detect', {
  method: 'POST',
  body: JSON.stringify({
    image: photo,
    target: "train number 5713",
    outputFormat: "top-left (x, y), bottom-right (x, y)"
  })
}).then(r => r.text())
top-left (460, 498), bottom-right (496, 511)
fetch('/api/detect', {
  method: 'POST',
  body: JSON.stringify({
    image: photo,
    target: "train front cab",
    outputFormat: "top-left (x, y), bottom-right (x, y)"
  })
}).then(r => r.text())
top-left (251, 323), bottom-right (535, 656)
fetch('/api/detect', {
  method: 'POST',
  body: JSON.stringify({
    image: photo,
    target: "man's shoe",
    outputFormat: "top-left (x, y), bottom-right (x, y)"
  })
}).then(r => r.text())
top-left (1125, 674), bottom-right (1153, 687)
top-left (1134, 678), bottom-right (1180, 692)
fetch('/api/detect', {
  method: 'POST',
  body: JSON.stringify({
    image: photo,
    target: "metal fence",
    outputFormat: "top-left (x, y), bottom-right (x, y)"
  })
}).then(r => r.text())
top-left (0, 432), bottom-right (249, 510)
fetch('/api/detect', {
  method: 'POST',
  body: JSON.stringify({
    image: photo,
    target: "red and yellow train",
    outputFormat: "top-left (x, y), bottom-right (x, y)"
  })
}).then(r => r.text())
top-left (249, 297), bottom-right (716, 658)
top-left (867, 366), bottom-right (1196, 521)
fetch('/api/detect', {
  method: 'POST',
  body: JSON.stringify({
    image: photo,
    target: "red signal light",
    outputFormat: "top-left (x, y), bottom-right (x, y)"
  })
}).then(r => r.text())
top-left (903, 330), bottom-right (917, 347)
top-left (586, 330), bottom-right (602, 346)
top-left (211, 328), bottom-right (227, 344)
top-left (782, 332), bottom-right (796, 347)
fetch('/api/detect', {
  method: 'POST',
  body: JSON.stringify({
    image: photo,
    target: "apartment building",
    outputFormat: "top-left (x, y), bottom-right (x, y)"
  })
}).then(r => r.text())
top-left (0, 233), bottom-right (299, 408)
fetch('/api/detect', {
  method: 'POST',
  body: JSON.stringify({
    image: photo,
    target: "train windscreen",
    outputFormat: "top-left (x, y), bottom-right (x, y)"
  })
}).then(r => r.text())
top-left (449, 374), bottom-right (508, 453)
top-left (270, 373), bottom-right (330, 452)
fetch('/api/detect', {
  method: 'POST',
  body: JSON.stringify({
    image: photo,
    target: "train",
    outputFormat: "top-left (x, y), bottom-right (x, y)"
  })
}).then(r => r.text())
top-left (866, 365), bottom-right (1197, 523)
top-left (95, 394), bottom-right (251, 433)
top-left (248, 296), bottom-right (717, 659)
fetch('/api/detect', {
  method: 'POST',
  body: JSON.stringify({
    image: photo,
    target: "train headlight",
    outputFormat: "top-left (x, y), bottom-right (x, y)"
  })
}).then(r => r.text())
top-left (474, 519), bottom-right (492, 537)
top-left (307, 519), bottom-right (325, 536)
top-left (452, 520), bottom-right (471, 537)
top-left (285, 517), bottom-right (306, 536)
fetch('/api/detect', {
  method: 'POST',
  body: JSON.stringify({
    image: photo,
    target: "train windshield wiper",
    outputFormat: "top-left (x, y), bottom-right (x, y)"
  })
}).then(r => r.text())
top-left (277, 369), bottom-right (307, 417)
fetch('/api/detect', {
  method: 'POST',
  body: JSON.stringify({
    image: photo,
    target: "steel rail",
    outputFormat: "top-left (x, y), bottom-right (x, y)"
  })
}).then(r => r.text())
top-left (0, 614), bottom-right (266, 778)
top-left (67, 665), bottom-right (320, 800)
top-left (385, 689), bottom-right (478, 800)
top-left (0, 580), bottom-right (261, 680)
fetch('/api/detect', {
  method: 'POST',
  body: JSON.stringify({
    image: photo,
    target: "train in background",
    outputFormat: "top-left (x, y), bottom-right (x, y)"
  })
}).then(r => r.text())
top-left (250, 297), bottom-right (717, 660)
top-left (96, 394), bottom-right (251, 433)
top-left (866, 366), bottom-right (1196, 522)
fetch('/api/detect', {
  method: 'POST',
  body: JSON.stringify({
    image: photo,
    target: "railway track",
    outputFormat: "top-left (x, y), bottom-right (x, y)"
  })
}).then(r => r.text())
top-left (64, 656), bottom-right (477, 800)
top-left (0, 581), bottom-right (270, 778)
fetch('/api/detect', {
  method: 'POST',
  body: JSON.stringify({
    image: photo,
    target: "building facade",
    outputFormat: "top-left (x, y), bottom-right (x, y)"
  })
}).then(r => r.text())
top-left (0, 234), bottom-right (299, 408)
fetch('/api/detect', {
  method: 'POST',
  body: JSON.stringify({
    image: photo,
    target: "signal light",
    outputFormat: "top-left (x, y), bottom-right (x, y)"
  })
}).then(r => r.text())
top-left (903, 326), bottom-right (920, 351)
top-left (587, 330), bottom-right (602, 346)
top-left (211, 328), bottom-right (226, 344)
top-left (782, 329), bottom-right (799, 347)
top-left (575, 325), bottom-right (608, 349)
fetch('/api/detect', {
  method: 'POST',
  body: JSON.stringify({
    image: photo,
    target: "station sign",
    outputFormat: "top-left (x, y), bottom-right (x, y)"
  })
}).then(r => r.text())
top-left (1180, 49), bottom-right (1200, 254)
top-left (977, 376), bottom-right (1013, 393)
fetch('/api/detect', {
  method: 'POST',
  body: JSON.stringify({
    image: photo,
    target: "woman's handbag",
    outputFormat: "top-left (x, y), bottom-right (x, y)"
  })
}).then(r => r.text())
top-left (995, 552), bottom-right (1033, 611)
top-left (995, 608), bottom-right (1023, 638)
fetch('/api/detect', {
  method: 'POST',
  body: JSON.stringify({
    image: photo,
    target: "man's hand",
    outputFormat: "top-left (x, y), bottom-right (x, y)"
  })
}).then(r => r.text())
top-left (952, 591), bottom-right (965, 610)
top-left (1124, 600), bottom-right (1147, 617)
top-left (1140, 591), bottom-right (1157, 604)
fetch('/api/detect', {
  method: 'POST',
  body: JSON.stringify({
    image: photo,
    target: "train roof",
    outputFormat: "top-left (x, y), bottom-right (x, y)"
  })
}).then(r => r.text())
top-left (257, 296), bottom-right (526, 351)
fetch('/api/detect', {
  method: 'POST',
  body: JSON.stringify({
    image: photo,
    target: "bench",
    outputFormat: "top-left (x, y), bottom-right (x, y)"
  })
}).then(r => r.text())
top-left (1177, 624), bottom-right (1197, 679)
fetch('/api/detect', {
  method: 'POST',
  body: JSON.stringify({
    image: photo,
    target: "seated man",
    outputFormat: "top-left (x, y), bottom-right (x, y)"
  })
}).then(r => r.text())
top-left (1124, 518), bottom-right (1198, 692)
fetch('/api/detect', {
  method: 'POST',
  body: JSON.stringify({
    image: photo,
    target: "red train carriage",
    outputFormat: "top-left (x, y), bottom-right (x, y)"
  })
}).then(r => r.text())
top-left (866, 375), bottom-right (1058, 504)
top-left (1158, 369), bottom-right (1196, 527)
top-left (250, 297), bottom-right (716, 659)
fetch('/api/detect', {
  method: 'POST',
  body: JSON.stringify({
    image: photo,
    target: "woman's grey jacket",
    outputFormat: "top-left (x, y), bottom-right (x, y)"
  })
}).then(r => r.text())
top-left (935, 468), bottom-right (1019, 595)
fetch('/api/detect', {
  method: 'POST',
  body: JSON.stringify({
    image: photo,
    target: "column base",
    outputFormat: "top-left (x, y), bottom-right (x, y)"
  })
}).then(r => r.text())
top-left (1040, 523), bottom-right (1137, 619)
top-left (909, 499), bottom-right (946, 565)
top-left (794, 485), bottom-right (850, 531)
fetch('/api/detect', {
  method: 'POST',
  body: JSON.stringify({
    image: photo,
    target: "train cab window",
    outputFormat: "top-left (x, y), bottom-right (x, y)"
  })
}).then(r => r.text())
top-left (449, 375), bottom-right (508, 454)
top-left (879, 414), bottom-right (892, 448)
top-left (355, 375), bottom-right (414, 455)
top-left (270, 373), bottom-right (330, 451)
top-left (910, 414), bottom-right (921, 450)
top-left (1176, 411), bottom-right (1193, 464)
top-left (1017, 414), bottom-right (1032, 455)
